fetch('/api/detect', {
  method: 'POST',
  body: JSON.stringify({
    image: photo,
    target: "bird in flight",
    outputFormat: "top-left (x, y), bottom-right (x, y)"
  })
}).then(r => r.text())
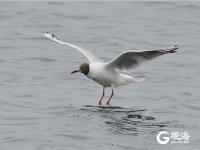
top-left (44, 32), bottom-right (178, 105)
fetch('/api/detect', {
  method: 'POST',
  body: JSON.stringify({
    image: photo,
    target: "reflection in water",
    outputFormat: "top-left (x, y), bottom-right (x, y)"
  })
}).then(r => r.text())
top-left (81, 105), bottom-right (179, 136)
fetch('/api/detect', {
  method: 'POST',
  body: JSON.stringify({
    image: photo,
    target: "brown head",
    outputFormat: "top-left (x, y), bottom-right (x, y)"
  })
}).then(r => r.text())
top-left (71, 63), bottom-right (89, 75)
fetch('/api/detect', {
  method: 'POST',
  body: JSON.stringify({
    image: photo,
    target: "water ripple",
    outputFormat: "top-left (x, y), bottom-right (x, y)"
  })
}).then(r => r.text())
top-left (22, 57), bottom-right (57, 62)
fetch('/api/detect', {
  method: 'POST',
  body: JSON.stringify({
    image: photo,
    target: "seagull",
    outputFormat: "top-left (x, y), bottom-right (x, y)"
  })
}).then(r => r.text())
top-left (44, 32), bottom-right (178, 105)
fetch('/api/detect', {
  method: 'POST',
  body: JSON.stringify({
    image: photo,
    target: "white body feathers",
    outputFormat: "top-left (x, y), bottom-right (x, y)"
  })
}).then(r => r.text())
top-left (87, 62), bottom-right (145, 87)
top-left (44, 32), bottom-right (177, 88)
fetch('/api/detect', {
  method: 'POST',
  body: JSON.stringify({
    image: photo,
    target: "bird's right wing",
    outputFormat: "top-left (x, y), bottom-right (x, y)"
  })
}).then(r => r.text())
top-left (44, 32), bottom-right (101, 63)
top-left (106, 45), bottom-right (178, 71)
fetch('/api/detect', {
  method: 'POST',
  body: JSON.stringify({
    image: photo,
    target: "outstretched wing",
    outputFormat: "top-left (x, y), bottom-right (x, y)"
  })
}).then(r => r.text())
top-left (106, 45), bottom-right (178, 71)
top-left (44, 32), bottom-right (100, 63)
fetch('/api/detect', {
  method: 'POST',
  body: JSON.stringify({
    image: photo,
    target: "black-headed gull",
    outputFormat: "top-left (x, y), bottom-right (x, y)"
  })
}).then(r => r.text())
top-left (44, 32), bottom-right (178, 105)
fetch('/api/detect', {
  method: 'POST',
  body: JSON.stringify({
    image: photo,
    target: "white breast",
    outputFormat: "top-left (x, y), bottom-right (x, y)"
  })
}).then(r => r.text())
top-left (87, 62), bottom-right (117, 87)
top-left (87, 62), bottom-right (144, 87)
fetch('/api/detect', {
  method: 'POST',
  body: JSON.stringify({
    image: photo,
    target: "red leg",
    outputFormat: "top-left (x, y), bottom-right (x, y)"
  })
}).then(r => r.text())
top-left (98, 87), bottom-right (105, 105)
top-left (106, 89), bottom-right (114, 105)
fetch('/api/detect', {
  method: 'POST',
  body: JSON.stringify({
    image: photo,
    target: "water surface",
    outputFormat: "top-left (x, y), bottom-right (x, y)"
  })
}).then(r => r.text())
top-left (0, 2), bottom-right (200, 150)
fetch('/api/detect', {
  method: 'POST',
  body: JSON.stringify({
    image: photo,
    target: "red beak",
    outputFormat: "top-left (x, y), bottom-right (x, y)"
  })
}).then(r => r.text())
top-left (71, 70), bottom-right (80, 74)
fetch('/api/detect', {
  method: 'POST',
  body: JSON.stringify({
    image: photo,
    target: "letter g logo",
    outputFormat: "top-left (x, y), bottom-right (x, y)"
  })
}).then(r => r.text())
top-left (157, 131), bottom-right (170, 144)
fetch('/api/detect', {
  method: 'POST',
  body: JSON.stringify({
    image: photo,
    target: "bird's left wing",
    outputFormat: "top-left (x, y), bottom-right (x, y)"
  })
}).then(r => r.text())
top-left (106, 45), bottom-right (178, 71)
top-left (44, 32), bottom-right (101, 63)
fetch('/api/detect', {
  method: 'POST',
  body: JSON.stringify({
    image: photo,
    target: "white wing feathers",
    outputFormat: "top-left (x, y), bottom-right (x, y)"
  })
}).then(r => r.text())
top-left (44, 32), bottom-right (178, 72)
top-left (106, 45), bottom-right (178, 71)
top-left (44, 32), bottom-right (100, 63)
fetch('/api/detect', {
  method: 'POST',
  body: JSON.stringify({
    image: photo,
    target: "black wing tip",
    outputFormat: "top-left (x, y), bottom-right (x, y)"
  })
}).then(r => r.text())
top-left (167, 45), bottom-right (179, 53)
top-left (43, 32), bottom-right (59, 40)
top-left (52, 33), bottom-right (59, 40)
